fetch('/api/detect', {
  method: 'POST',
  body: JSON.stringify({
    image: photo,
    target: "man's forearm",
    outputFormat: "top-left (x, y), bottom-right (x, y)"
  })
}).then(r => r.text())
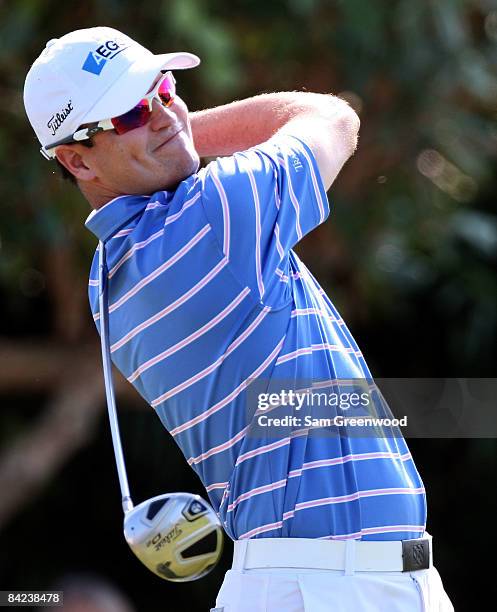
top-left (189, 92), bottom-right (350, 158)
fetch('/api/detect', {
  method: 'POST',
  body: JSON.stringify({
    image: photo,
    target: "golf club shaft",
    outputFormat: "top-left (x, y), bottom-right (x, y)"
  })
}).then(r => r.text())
top-left (98, 240), bottom-right (134, 514)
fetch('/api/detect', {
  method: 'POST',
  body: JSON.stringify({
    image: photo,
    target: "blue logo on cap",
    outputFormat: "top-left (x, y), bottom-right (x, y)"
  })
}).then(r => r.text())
top-left (81, 39), bottom-right (130, 76)
top-left (82, 52), bottom-right (107, 75)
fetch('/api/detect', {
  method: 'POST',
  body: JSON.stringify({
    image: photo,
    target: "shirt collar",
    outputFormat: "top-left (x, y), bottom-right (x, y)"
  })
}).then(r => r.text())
top-left (85, 194), bottom-right (150, 241)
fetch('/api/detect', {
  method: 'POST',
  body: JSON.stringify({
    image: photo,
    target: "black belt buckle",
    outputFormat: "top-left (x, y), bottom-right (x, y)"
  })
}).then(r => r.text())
top-left (402, 538), bottom-right (430, 572)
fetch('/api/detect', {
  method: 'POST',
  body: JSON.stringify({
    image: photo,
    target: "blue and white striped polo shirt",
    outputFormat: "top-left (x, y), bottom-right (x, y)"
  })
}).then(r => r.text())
top-left (86, 134), bottom-right (426, 542)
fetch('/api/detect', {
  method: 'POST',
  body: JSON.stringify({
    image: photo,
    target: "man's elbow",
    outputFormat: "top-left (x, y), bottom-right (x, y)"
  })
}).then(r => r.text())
top-left (337, 104), bottom-right (360, 158)
top-left (319, 103), bottom-right (360, 190)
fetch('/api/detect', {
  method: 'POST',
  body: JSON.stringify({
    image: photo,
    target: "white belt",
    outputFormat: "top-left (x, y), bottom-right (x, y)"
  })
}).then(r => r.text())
top-left (233, 533), bottom-right (432, 573)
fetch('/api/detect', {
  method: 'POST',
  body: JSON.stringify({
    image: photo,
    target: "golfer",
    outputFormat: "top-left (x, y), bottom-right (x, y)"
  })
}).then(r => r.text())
top-left (24, 27), bottom-right (453, 611)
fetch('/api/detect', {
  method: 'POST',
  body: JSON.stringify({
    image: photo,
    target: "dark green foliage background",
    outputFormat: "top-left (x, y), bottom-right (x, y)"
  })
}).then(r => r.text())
top-left (1, 1), bottom-right (496, 610)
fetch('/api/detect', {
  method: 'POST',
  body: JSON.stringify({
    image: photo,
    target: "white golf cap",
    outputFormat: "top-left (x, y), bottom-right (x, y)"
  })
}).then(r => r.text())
top-left (23, 26), bottom-right (200, 158)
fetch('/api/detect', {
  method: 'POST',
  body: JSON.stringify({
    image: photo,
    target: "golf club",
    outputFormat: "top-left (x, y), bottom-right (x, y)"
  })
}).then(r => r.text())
top-left (97, 240), bottom-right (223, 582)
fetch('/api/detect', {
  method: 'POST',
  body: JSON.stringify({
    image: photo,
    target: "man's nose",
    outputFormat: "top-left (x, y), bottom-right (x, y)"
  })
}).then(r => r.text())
top-left (149, 98), bottom-right (176, 131)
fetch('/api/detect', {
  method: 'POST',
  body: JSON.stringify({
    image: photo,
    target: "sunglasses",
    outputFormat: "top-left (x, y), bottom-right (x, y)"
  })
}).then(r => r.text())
top-left (42, 71), bottom-right (176, 159)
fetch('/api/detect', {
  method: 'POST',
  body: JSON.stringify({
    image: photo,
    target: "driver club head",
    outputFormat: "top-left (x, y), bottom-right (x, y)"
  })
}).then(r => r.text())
top-left (123, 492), bottom-right (223, 582)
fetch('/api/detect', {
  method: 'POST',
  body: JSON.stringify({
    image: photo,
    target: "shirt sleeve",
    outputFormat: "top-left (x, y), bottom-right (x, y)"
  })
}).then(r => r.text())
top-left (199, 134), bottom-right (330, 307)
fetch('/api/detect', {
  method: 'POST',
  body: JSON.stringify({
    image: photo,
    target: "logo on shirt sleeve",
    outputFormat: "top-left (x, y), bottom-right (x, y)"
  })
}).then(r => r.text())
top-left (291, 154), bottom-right (304, 172)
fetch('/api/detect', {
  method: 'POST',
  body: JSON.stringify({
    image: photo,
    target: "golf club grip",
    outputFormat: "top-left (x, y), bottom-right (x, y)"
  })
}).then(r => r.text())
top-left (98, 240), bottom-right (134, 513)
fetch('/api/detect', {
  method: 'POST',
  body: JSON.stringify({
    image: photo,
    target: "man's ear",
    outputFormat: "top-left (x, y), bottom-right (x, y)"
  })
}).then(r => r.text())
top-left (55, 145), bottom-right (97, 182)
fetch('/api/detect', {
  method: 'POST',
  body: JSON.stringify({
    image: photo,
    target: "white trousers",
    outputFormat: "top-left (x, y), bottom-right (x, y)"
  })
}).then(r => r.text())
top-left (212, 539), bottom-right (454, 612)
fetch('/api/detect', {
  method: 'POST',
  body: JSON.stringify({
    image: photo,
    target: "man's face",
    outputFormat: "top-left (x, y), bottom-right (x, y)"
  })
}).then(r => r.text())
top-left (62, 74), bottom-right (200, 196)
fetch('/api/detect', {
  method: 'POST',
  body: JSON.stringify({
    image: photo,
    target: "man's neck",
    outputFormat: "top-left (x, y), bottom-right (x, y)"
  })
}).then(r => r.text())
top-left (79, 180), bottom-right (121, 210)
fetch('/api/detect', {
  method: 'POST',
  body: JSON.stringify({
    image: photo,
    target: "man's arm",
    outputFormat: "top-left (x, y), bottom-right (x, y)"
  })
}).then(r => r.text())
top-left (189, 92), bottom-right (360, 191)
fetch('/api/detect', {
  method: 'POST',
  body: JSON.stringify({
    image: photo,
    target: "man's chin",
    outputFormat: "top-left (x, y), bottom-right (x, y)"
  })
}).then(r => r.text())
top-left (153, 163), bottom-right (199, 193)
top-left (173, 156), bottom-right (201, 186)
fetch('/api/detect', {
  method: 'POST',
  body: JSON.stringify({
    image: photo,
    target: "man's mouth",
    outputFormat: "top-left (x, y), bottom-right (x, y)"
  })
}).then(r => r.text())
top-left (154, 128), bottom-right (182, 151)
